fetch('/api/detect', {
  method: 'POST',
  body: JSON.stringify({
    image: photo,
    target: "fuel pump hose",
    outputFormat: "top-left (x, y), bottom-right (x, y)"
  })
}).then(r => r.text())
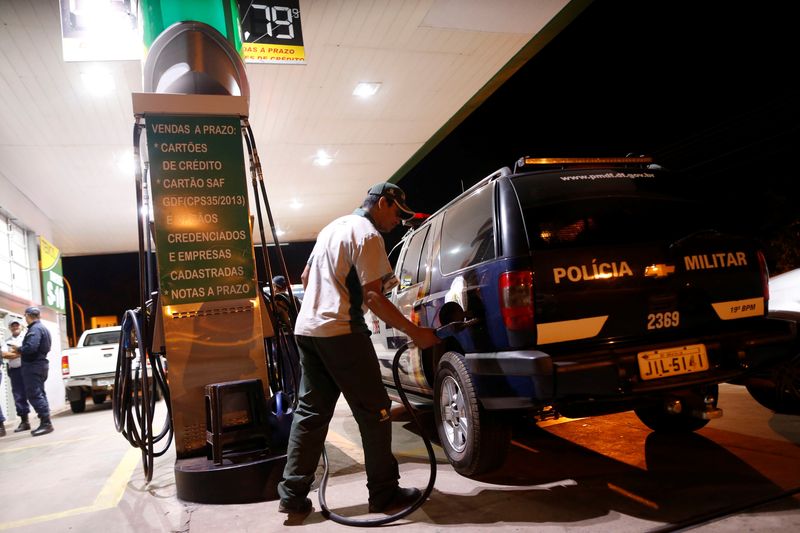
top-left (317, 339), bottom-right (437, 526)
top-left (112, 307), bottom-right (173, 482)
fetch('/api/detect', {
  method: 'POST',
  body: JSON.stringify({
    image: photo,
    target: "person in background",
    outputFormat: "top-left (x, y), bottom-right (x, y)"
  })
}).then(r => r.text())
top-left (19, 307), bottom-right (54, 436)
top-left (1, 320), bottom-right (30, 435)
top-left (0, 338), bottom-right (5, 436)
top-left (272, 275), bottom-right (301, 329)
top-left (277, 182), bottom-right (440, 515)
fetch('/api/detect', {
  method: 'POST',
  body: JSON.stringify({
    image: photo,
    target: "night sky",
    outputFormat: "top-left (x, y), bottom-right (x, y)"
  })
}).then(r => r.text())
top-left (63, 0), bottom-right (799, 331)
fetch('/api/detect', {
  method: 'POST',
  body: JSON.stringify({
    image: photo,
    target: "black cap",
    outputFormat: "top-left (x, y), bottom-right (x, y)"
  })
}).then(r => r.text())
top-left (272, 275), bottom-right (287, 289)
top-left (367, 182), bottom-right (415, 220)
top-left (24, 306), bottom-right (40, 317)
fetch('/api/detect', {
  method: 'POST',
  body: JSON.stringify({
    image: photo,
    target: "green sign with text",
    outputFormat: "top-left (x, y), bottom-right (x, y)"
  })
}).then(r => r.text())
top-left (39, 236), bottom-right (66, 313)
top-left (147, 115), bottom-right (257, 305)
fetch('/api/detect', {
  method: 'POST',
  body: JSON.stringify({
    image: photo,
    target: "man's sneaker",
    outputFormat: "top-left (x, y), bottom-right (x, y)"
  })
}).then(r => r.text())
top-left (278, 497), bottom-right (312, 514)
top-left (368, 487), bottom-right (422, 513)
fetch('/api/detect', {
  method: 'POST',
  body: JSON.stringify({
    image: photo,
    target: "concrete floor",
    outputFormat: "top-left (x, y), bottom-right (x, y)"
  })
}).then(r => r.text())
top-left (1, 383), bottom-right (798, 532)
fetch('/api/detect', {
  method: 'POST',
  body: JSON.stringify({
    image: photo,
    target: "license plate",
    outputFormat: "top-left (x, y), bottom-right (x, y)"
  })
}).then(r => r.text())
top-left (96, 379), bottom-right (114, 387)
top-left (637, 344), bottom-right (708, 381)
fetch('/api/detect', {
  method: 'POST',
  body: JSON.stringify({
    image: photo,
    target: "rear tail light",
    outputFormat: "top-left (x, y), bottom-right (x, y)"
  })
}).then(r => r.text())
top-left (499, 271), bottom-right (534, 330)
top-left (756, 250), bottom-right (770, 303)
top-left (61, 355), bottom-right (69, 376)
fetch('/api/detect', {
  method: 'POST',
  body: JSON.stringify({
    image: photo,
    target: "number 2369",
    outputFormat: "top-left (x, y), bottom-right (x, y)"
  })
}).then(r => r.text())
top-left (647, 311), bottom-right (680, 330)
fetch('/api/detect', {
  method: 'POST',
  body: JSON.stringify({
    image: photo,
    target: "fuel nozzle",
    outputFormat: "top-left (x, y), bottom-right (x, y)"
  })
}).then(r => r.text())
top-left (435, 318), bottom-right (480, 339)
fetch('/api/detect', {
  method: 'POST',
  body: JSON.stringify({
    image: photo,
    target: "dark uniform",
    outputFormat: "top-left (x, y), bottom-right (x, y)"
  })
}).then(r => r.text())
top-left (20, 308), bottom-right (54, 435)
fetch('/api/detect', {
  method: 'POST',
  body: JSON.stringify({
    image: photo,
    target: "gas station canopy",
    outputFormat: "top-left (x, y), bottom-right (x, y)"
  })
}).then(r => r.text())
top-left (0, 0), bottom-right (582, 256)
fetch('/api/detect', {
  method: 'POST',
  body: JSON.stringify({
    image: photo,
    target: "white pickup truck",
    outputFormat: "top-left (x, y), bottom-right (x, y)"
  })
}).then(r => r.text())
top-left (61, 326), bottom-right (121, 413)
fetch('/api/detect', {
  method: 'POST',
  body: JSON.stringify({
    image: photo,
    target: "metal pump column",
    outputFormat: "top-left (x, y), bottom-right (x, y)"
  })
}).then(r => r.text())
top-left (130, 1), bottom-right (279, 503)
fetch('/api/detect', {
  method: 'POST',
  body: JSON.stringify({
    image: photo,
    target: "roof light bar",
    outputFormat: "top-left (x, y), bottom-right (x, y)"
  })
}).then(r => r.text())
top-left (521, 157), bottom-right (654, 167)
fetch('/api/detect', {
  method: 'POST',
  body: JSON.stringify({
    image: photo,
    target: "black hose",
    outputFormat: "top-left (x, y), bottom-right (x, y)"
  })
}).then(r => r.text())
top-left (112, 308), bottom-right (173, 482)
top-left (113, 121), bottom-right (173, 481)
top-left (317, 341), bottom-right (437, 526)
top-left (241, 120), bottom-right (299, 318)
top-left (240, 119), bottom-right (302, 403)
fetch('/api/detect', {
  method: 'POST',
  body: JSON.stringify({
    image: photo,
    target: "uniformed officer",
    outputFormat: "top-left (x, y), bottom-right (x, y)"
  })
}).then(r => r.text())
top-left (19, 307), bottom-right (54, 436)
top-left (277, 183), bottom-right (440, 515)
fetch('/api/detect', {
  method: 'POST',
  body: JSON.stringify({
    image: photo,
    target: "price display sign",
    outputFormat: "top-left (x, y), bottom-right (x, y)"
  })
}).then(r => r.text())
top-left (239, 0), bottom-right (305, 64)
top-left (147, 115), bottom-right (257, 305)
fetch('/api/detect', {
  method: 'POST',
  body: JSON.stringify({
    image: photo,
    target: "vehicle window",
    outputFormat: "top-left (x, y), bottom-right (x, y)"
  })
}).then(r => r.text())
top-left (512, 170), bottom-right (707, 248)
top-left (419, 215), bottom-right (440, 284)
top-left (84, 331), bottom-right (120, 346)
top-left (398, 226), bottom-right (429, 290)
top-left (440, 185), bottom-right (495, 274)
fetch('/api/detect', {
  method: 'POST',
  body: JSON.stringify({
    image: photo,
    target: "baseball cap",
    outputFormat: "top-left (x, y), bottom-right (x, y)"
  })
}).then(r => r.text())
top-left (272, 275), bottom-right (287, 289)
top-left (9, 320), bottom-right (20, 326)
top-left (24, 306), bottom-right (40, 316)
top-left (367, 182), bottom-right (415, 220)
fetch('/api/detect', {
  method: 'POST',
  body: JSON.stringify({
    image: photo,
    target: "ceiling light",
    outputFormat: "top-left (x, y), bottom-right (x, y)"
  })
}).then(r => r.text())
top-left (81, 68), bottom-right (115, 96)
top-left (353, 82), bottom-right (381, 98)
top-left (289, 199), bottom-right (303, 209)
top-left (313, 149), bottom-right (333, 166)
top-left (275, 228), bottom-right (286, 237)
top-left (62, 0), bottom-right (140, 60)
top-left (116, 150), bottom-right (136, 175)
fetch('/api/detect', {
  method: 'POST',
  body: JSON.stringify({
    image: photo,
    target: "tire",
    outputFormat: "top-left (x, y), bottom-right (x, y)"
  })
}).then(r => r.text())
top-left (92, 393), bottom-right (107, 405)
top-left (70, 397), bottom-right (86, 413)
top-left (745, 355), bottom-right (800, 414)
top-left (433, 352), bottom-right (511, 476)
top-left (746, 379), bottom-right (800, 414)
top-left (634, 384), bottom-right (718, 433)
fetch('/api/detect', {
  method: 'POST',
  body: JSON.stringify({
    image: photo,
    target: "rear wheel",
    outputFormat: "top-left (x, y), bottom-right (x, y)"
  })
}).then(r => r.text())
top-left (434, 352), bottom-right (510, 476)
top-left (745, 354), bottom-right (800, 414)
top-left (70, 397), bottom-right (86, 413)
top-left (92, 393), bottom-right (107, 405)
top-left (634, 384), bottom-right (718, 433)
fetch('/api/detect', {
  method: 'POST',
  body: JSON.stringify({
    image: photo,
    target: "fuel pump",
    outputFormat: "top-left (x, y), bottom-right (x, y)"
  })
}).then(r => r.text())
top-left (112, 1), bottom-right (443, 518)
top-left (112, 1), bottom-right (298, 504)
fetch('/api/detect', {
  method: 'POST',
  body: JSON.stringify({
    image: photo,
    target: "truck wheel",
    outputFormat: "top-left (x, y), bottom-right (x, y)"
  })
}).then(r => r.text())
top-left (70, 397), bottom-right (86, 413)
top-left (745, 355), bottom-right (800, 414)
top-left (92, 393), bottom-right (107, 405)
top-left (746, 380), bottom-right (800, 414)
top-left (634, 385), bottom-right (717, 433)
top-left (434, 352), bottom-right (510, 476)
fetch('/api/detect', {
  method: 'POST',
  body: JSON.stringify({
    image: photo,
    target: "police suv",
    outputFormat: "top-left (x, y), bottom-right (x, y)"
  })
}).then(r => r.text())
top-left (368, 156), bottom-right (798, 476)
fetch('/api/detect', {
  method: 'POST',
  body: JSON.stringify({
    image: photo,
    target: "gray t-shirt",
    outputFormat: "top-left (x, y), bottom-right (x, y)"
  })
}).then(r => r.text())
top-left (294, 214), bottom-right (398, 337)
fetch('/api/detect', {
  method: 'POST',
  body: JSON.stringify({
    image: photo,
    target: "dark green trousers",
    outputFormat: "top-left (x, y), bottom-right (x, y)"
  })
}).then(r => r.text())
top-left (278, 333), bottom-right (399, 504)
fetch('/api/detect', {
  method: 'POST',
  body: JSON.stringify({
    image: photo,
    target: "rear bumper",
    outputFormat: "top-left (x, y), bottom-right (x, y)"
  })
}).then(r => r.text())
top-left (64, 372), bottom-right (116, 389)
top-left (465, 315), bottom-right (798, 410)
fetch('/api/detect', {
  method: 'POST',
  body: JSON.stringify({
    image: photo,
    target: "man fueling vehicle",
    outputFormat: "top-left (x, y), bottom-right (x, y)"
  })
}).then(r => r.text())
top-left (278, 182), bottom-right (440, 515)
